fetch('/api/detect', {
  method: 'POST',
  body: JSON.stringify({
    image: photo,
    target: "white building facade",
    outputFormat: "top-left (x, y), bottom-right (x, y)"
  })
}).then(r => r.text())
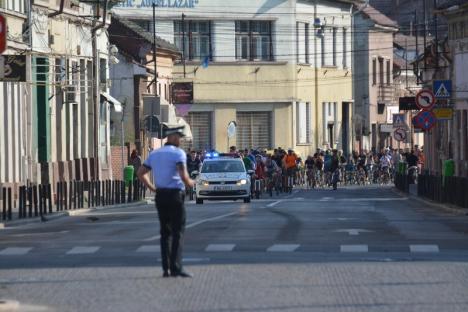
top-left (113, 0), bottom-right (357, 156)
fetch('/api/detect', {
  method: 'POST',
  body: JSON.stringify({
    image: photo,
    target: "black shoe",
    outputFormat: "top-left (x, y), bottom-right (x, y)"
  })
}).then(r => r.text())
top-left (171, 271), bottom-right (193, 278)
top-left (163, 271), bottom-right (170, 278)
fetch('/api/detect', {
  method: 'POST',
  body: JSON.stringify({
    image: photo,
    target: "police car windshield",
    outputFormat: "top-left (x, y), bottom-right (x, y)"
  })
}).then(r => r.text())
top-left (201, 160), bottom-right (245, 173)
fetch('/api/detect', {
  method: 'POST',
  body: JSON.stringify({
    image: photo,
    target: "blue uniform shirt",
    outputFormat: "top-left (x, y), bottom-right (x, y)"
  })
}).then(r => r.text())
top-left (143, 144), bottom-right (187, 190)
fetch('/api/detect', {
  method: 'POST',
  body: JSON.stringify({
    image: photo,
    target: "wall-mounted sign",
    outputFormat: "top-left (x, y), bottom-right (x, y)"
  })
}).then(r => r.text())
top-left (116, 0), bottom-right (200, 8)
top-left (433, 107), bottom-right (454, 120)
top-left (399, 96), bottom-right (418, 111)
top-left (0, 55), bottom-right (27, 82)
top-left (171, 82), bottom-right (193, 105)
top-left (0, 15), bottom-right (6, 54)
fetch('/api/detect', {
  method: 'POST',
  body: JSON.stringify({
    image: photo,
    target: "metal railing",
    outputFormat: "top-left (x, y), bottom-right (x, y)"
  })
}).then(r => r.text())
top-left (1, 180), bottom-right (146, 222)
top-left (417, 174), bottom-right (468, 209)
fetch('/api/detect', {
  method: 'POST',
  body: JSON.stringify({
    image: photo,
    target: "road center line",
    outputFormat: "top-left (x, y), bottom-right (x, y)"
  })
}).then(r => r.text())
top-left (143, 211), bottom-right (238, 242)
top-left (266, 200), bottom-right (282, 208)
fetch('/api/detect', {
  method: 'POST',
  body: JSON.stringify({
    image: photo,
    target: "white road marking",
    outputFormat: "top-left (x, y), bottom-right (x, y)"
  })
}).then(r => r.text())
top-left (329, 218), bottom-right (355, 221)
top-left (266, 200), bottom-right (282, 208)
top-left (157, 257), bottom-right (210, 263)
top-left (136, 245), bottom-right (160, 253)
top-left (205, 244), bottom-right (236, 252)
top-left (267, 244), bottom-right (300, 252)
top-left (334, 229), bottom-right (373, 236)
top-left (11, 230), bottom-right (69, 237)
top-left (0, 247), bottom-right (32, 256)
top-left (319, 198), bottom-right (408, 202)
top-left (143, 211), bottom-right (238, 242)
top-left (66, 246), bottom-right (100, 255)
top-left (340, 245), bottom-right (369, 253)
top-left (410, 245), bottom-right (440, 253)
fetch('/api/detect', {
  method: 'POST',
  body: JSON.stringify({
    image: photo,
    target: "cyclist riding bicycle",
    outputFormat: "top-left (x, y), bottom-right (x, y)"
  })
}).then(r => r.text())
top-left (305, 155), bottom-right (315, 188)
top-left (283, 149), bottom-right (298, 190)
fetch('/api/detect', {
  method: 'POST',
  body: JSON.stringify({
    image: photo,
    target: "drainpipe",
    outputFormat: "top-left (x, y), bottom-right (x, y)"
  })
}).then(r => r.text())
top-left (91, 0), bottom-right (108, 180)
top-left (48, 0), bottom-right (65, 18)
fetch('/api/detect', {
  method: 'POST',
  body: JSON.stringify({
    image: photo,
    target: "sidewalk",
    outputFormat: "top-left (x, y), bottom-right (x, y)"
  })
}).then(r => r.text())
top-left (393, 185), bottom-right (468, 216)
top-left (0, 200), bottom-right (151, 229)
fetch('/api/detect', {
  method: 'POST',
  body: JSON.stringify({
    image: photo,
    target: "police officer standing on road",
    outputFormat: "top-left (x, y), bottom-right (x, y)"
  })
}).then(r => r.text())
top-left (137, 125), bottom-right (195, 278)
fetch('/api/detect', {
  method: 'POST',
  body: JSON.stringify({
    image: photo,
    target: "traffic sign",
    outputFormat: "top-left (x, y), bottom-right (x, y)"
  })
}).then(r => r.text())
top-left (433, 107), bottom-right (454, 120)
top-left (0, 15), bottom-right (5, 54)
top-left (227, 121), bottom-right (237, 138)
top-left (416, 89), bottom-right (436, 111)
top-left (393, 113), bottom-right (406, 129)
top-left (393, 128), bottom-right (407, 142)
top-left (415, 110), bottom-right (437, 131)
top-left (433, 80), bottom-right (452, 99)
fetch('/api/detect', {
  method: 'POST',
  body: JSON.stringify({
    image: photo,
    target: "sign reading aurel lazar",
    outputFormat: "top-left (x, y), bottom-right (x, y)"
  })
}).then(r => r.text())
top-left (0, 55), bottom-right (27, 82)
top-left (171, 82), bottom-right (194, 105)
top-left (116, 0), bottom-right (200, 8)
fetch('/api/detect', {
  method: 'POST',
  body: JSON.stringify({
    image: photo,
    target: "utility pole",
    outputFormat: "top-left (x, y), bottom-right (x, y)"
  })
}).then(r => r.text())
top-left (423, 0), bottom-right (427, 73)
top-left (434, 0), bottom-right (439, 73)
top-left (151, 2), bottom-right (163, 150)
top-left (415, 11), bottom-right (419, 85)
top-left (182, 13), bottom-right (186, 78)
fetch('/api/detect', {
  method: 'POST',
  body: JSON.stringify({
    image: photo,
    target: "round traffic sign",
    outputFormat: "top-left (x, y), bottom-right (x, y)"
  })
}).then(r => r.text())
top-left (415, 110), bottom-right (437, 131)
top-left (416, 89), bottom-right (436, 110)
top-left (393, 128), bottom-right (407, 142)
top-left (227, 121), bottom-right (237, 138)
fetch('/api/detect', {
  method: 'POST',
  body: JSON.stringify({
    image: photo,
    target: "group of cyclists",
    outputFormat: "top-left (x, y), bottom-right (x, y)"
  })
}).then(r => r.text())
top-left (185, 145), bottom-right (425, 198)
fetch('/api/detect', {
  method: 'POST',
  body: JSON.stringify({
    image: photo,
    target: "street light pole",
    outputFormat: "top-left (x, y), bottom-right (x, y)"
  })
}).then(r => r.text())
top-left (151, 2), bottom-right (158, 149)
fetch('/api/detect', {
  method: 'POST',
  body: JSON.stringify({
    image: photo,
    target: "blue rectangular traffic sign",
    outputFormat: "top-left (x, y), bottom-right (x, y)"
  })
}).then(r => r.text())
top-left (433, 80), bottom-right (452, 98)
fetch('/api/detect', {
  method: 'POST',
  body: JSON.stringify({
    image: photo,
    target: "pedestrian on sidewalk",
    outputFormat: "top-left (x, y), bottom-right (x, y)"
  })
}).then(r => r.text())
top-left (137, 125), bottom-right (195, 278)
top-left (130, 149), bottom-right (142, 179)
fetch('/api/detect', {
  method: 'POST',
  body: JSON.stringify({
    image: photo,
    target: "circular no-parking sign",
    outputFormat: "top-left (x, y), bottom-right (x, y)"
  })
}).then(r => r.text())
top-left (393, 128), bottom-right (407, 142)
top-left (415, 110), bottom-right (437, 131)
top-left (416, 89), bottom-right (436, 110)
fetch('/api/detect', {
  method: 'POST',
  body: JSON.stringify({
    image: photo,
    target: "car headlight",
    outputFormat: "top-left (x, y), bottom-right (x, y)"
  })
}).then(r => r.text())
top-left (237, 179), bottom-right (247, 185)
top-left (198, 180), bottom-right (209, 186)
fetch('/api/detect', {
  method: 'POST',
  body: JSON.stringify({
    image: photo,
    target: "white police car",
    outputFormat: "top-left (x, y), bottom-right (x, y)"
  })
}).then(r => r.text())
top-left (195, 154), bottom-right (251, 204)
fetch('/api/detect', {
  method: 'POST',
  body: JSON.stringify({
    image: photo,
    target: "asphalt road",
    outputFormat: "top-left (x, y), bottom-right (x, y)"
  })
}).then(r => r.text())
top-left (1, 186), bottom-right (468, 312)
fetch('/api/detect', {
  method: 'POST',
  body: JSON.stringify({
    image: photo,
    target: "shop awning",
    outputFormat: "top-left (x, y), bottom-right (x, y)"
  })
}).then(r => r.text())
top-left (101, 91), bottom-right (123, 113)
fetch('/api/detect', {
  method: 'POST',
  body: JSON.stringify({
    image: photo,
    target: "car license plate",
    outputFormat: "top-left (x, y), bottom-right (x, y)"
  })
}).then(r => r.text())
top-left (214, 186), bottom-right (232, 191)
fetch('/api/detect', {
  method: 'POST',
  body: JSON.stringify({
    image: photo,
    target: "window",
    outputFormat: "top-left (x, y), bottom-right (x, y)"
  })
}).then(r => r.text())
top-left (174, 21), bottom-right (212, 61)
top-left (296, 22), bottom-right (309, 64)
top-left (237, 112), bottom-right (272, 149)
top-left (0, 0), bottom-right (25, 13)
top-left (342, 28), bottom-right (348, 68)
top-left (236, 21), bottom-right (273, 61)
top-left (379, 58), bottom-right (384, 85)
top-left (332, 27), bottom-right (337, 66)
top-left (386, 60), bottom-right (391, 85)
top-left (372, 59), bottom-right (377, 85)
top-left (296, 102), bottom-right (311, 144)
top-left (181, 112), bottom-right (212, 151)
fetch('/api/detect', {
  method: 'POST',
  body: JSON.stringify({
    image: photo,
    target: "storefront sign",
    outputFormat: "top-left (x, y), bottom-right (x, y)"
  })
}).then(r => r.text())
top-left (0, 55), bottom-right (27, 82)
top-left (116, 0), bottom-right (200, 8)
top-left (171, 82), bottom-right (193, 105)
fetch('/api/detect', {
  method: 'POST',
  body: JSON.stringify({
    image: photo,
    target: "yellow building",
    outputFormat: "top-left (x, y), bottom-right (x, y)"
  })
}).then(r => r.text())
top-left (113, 0), bottom-right (357, 156)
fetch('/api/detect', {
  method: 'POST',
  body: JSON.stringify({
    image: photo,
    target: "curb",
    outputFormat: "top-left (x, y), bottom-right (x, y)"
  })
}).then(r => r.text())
top-left (392, 187), bottom-right (468, 216)
top-left (0, 201), bottom-right (150, 229)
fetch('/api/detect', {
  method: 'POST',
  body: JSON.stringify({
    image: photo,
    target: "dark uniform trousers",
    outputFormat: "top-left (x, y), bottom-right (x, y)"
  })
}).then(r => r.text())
top-left (155, 189), bottom-right (186, 274)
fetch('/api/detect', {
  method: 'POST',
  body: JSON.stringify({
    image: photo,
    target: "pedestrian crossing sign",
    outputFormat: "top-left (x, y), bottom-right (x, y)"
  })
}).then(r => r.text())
top-left (393, 113), bottom-right (407, 129)
top-left (433, 80), bottom-right (452, 99)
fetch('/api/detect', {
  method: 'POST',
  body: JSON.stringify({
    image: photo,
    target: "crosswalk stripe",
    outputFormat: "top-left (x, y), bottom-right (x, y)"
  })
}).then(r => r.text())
top-left (66, 246), bottom-right (100, 255)
top-left (136, 245), bottom-right (160, 253)
top-left (267, 244), bottom-right (300, 252)
top-left (409, 245), bottom-right (440, 253)
top-left (205, 244), bottom-right (236, 252)
top-left (0, 247), bottom-right (32, 256)
top-left (340, 245), bottom-right (369, 253)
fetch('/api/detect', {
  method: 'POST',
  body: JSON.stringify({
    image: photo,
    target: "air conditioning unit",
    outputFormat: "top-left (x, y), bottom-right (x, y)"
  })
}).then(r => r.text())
top-left (160, 104), bottom-right (169, 123)
top-left (64, 85), bottom-right (76, 103)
